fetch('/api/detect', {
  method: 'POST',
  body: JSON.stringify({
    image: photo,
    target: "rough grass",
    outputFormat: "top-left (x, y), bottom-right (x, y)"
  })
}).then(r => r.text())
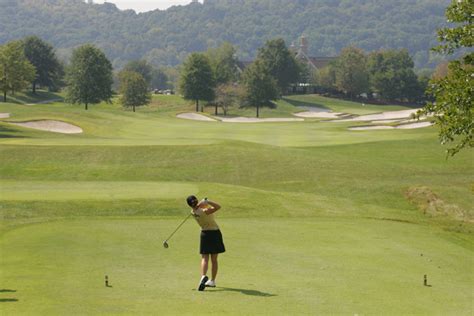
top-left (406, 186), bottom-right (473, 223)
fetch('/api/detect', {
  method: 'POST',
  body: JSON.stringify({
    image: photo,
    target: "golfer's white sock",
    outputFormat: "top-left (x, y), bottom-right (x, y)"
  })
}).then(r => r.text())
top-left (205, 280), bottom-right (216, 287)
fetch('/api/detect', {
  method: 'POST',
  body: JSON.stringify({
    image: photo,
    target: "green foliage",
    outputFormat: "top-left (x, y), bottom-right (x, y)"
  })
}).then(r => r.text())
top-left (419, 0), bottom-right (473, 156)
top-left (0, 40), bottom-right (36, 102)
top-left (214, 83), bottom-right (244, 116)
top-left (65, 44), bottom-right (113, 110)
top-left (434, 0), bottom-right (473, 54)
top-left (22, 36), bottom-right (63, 93)
top-left (123, 60), bottom-right (171, 90)
top-left (179, 52), bottom-right (216, 112)
top-left (118, 70), bottom-right (151, 112)
top-left (1, 0), bottom-right (451, 68)
top-left (367, 49), bottom-right (421, 101)
top-left (123, 59), bottom-right (153, 86)
top-left (334, 46), bottom-right (369, 98)
top-left (151, 67), bottom-right (169, 90)
top-left (206, 42), bottom-right (239, 85)
top-left (242, 59), bottom-right (279, 117)
top-left (257, 38), bottom-right (300, 93)
top-left (317, 64), bottom-right (337, 91)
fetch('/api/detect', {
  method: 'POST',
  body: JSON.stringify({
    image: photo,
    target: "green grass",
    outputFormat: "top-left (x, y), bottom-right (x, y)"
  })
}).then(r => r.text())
top-left (1, 218), bottom-right (472, 315)
top-left (0, 92), bottom-right (473, 315)
top-left (3, 90), bottom-right (63, 105)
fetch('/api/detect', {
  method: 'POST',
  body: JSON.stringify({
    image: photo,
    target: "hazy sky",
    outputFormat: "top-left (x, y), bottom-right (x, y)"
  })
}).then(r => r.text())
top-left (93, 1), bottom-right (198, 13)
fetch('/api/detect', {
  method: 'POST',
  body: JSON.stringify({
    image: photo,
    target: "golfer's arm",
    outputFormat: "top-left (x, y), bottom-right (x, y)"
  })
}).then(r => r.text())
top-left (204, 201), bottom-right (221, 215)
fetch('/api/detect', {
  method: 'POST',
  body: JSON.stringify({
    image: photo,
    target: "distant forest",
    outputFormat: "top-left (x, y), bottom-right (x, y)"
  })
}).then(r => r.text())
top-left (1, 0), bottom-right (451, 69)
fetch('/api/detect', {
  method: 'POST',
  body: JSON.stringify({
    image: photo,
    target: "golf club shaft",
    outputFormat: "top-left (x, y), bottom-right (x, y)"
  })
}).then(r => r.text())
top-left (164, 213), bottom-right (192, 242)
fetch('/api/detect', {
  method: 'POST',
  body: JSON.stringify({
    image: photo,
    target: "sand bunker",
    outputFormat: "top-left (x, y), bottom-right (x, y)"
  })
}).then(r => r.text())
top-left (0, 113), bottom-right (10, 118)
top-left (334, 109), bottom-right (420, 122)
top-left (9, 120), bottom-right (83, 134)
top-left (349, 122), bottom-right (433, 131)
top-left (177, 113), bottom-right (216, 121)
top-left (293, 111), bottom-right (344, 119)
top-left (178, 113), bottom-right (303, 123)
top-left (218, 117), bottom-right (304, 123)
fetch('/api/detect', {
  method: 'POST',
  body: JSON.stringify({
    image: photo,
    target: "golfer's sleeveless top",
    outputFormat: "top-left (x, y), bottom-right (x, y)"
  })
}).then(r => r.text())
top-left (192, 207), bottom-right (219, 231)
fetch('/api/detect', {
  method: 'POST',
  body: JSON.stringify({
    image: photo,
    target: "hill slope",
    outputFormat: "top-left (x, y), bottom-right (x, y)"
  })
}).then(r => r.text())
top-left (0, 0), bottom-right (450, 68)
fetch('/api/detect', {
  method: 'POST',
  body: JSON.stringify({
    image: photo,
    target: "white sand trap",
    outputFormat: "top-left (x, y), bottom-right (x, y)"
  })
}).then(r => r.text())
top-left (177, 113), bottom-right (216, 121)
top-left (335, 109), bottom-right (420, 122)
top-left (293, 111), bottom-right (344, 119)
top-left (219, 117), bottom-right (304, 123)
top-left (9, 120), bottom-right (83, 134)
top-left (349, 122), bottom-right (433, 131)
top-left (0, 113), bottom-right (10, 118)
top-left (396, 122), bottom-right (434, 129)
top-left (371, 119), bottom-right (402, 124)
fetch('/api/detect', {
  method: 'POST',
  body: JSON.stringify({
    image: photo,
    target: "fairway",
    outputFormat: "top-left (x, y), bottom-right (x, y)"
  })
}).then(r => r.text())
top-left (0, 94), bottom-right (473, 315)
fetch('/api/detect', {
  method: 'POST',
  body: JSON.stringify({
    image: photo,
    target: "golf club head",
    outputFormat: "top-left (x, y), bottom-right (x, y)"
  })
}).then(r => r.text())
top-left (163, 241), bottom-right (169, 249)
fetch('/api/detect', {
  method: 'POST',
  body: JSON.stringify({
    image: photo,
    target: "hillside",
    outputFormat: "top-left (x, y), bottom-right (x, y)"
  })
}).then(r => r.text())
top-left (0, 0), bottom-right (450, 68)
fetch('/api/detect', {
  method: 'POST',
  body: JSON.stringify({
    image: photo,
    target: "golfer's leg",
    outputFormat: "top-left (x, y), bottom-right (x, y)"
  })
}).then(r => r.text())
top-left (211, 254), bottom-right (218, 281)
top-left (201, 254), bottom-right (209, 276)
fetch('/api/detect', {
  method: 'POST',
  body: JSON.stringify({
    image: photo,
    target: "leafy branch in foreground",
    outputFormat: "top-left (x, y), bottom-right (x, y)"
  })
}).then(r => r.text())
top-left (417, 0), bottom-right (473, 156)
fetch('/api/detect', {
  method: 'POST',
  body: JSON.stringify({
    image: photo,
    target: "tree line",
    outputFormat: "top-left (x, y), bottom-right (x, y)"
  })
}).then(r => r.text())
top-left (313, 47), bottom-right (429, 103)
top-left (179, 39), bottom-right (433, 117)
top-left (0, 36), bottom-right (173, 111)
top-left (180, 38), bottom-right (302, 117)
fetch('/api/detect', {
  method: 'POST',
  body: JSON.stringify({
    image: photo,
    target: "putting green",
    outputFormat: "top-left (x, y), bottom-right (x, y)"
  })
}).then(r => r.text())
top-left (0, 218), bottom-right (472, 315)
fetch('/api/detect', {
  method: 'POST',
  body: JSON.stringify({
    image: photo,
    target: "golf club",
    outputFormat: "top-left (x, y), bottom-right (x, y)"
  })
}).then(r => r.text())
top-left (163, 213), bottom-right (193, 249)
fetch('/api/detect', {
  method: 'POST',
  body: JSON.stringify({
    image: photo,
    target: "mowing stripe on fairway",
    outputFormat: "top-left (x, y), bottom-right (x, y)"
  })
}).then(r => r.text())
top-left (0, 180), bottom-right (198, 201)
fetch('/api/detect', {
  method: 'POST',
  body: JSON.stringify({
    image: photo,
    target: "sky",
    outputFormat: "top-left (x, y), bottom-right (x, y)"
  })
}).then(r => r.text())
top-left (92, 1), bottom-right (198, 13)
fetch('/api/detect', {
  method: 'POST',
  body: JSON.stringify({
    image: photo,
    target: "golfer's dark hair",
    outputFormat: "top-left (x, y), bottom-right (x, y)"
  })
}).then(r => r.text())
top-left (187, 195), bottom-right (197, 207)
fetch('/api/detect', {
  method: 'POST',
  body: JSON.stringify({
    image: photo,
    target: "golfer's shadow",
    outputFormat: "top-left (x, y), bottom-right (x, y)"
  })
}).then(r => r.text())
top-left (212, 287), bottom-right (276, 297)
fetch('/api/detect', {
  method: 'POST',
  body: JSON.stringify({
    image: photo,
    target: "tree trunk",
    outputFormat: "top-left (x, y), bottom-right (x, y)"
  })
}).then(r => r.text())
top-left (196, 99), bottom-right (199, 112)
top-left (256, 104), bottom-right (259, 118)
top-left (85, 103), bottom-right (88, 110)
top-left (3, 91), bottom-right (6, 102)
top-left (32, 82), bottom-right (36, 94)
top-left (133, 105), bottom-right (136, 112)
top-left (215, 104), bottom-right (218, 116)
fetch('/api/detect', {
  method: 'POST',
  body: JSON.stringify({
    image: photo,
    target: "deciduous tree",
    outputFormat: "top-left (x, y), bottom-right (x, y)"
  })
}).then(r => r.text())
top-left (65, 44), bottom-right (113, 110)
top-left (207, 42), bottom-right (239, 85)
top-left (179, 53), bottom-right (215, 112)
top-left (367, 49), bottom-right (419, 101)
top-left (23, 36), bottom-right (63, 93)
top-left (214, 83), bottom-right (244, 116)
top-left (242, 59), bottom-right (279, 118)
top-left (334, 46), bottom-right (369, 99)
top-left (417, 0), bottom-right (473, 156)
top-left (0, 40), bottom-right (36, 102)
top-left (119, 70), bottom-right (151, 112)
top-left (257, 38), bottom-right (300, 94)
top-left (123, 60), bottom-right (153, 87)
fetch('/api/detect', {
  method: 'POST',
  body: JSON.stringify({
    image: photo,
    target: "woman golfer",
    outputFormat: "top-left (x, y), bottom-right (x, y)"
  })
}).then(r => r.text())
top-left (186, 195), bottom-right (225, 291)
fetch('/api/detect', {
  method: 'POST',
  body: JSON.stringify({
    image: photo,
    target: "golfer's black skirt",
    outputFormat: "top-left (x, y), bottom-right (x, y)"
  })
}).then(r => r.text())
top-left (200, 229), bottom-right (226, 254)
